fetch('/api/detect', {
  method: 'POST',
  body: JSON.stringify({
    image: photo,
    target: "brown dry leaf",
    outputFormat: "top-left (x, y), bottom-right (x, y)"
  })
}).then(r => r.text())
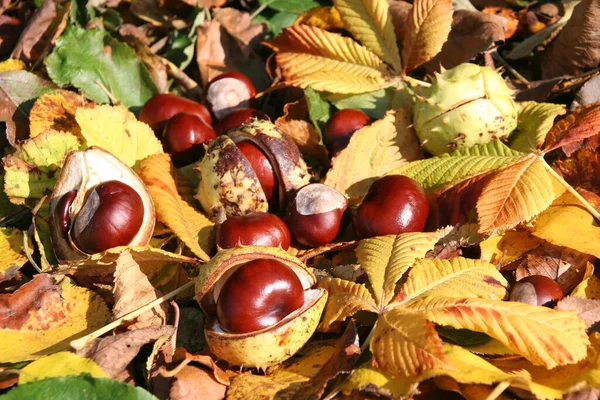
top-left (266, 24), bottom-right (391, 94)
top-left (213, 8), bottom-right (265, 59)
top-left (554, 149), bottom-right (600, 199)
top-left (402, 0), bottom-right (453, 73)
top-left (11, 0), bottom-right (70, 66)
top-left (179, 0), bottom-right (225, 7)
top-left (572, 263), bottom-right (600, 300)
top-left (156, 365), bottom-right (227, 400)
top-left (113, 251), bottom-right (168, 330)
top-left (0, 274), bottom-right (110, 363)
top-left (324, 110), bottom-right (422, 201)
top-left (530, 192), bottom-right (600, 259)
top-left (77, 325), bottom-right (176, 378)
top-left (556, 297), bottom-right (600, 331)
top-left (29, 90), bottom-right (86, 138)
top-left (137, 154), bottom-right (212, 261)
top-left (388, 0), bottom-right (413, 38)
top-left (476, 156), bottom-right (554, 233)
top-left (482, 7), bottom-right (517, 39)
top-left (0, 227), bottom-right (27, 283)
top-left (172, 348), bottom-right (235, 385)
top-left (195, 20), bottom-right (230, 86)
top-left (516, 244), bottom-right (591, 294)
top-left (293, 6), bottom-right (345, 31)
top-left (122, 38), bottom-right (168, 94)
top-left (428, 10), bottom-right (506, 70)
top-left (541, 0), bottom-right (600, 79)
top-left (543, 102), bottom-right (600, 154)
top-left (0, 17), bottom-right (23, 57)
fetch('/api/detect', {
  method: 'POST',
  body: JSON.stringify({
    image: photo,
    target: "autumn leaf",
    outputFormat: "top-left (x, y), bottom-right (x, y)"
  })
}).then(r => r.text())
top-left (324, 110), bottom-right (422, 200)
top-left (479, 229), bottom-right (544, 266)
top-left (333, 0), bottom-right (402, 73)
top-left (317, 278), bottom-right (377, 331)
top-left (572, 263), bottom-right (600, 300)
top-left (0, 227), bottom-right (27, 282)
top-left (266, 24), bottom-right (392, 94)
top-left (19, 352), bottom-right (108, 384)
top-left (543, 102), bottom-right (600, 155)
top-left (0, 274), bottom-right (110, 363)
top-left (509, 102), bottom-right (567, 153)
top-left (401, 0), bottom-right (453, 73)
top-left (29, 90), bottom-right (86, 139)
top-left (137, 153), bottom-right (212, 261)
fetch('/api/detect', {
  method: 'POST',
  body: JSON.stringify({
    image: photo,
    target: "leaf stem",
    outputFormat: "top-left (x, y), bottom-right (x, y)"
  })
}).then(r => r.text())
top-left (23, 231), bottom-right (42, 274)
top-left (70, 280), bottom-right (195, 351)
top-left (491, 51), bottom-right (530, 87)
top-left (542, 159), bottom-right (600, 221)
top-left (485, 381), bottom-right (510, 400)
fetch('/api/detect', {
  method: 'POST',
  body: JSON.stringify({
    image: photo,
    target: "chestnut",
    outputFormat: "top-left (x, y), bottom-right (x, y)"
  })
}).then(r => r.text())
top-left (352, 175), bottom-right (429, 239)
top-left (161, 113), bottom-right (217, 167)
top-left (215, 258), bottom-right (304, 334)
top-left (237, 141), bottom-right (276, 200)
top-left (54, 190), bottom-right (77, 235)
top-left (216, 212), bottom-right (291, 250)
top-left (205, 72), bottom-right (256, 120)
top-left (286, 184), bottom-right (348, 246)
top-left (323, 109), bottom-right (370, 156)
top-left (139, 93), bottom-right (212, 133)
top-left (509, 275), bottom-right (564, 307)
top-left (214, 108), bottom-right (269, 135)
top-left (71, 180), bottom-right (145, 254)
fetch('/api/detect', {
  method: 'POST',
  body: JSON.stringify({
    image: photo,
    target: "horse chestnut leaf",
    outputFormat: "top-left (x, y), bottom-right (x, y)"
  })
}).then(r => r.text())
top-left (237, 141), bottom-right (276, 200)
top-left (216, 259), bottom-right (304, 334)
top-left (352, 175), bottom-right (429, 239)
top-left (510, 275), bottom-right (564, 307)
top-left (216, 212), bottom-right (291, 250)
top-left (71, 180), bottom-right (145, 254)
top-left (162, 113), bottom-right (217, 167)
top-left (323, 109), bottom-right (370, 156)
top-left (139, 93), bottom-right (212, 133)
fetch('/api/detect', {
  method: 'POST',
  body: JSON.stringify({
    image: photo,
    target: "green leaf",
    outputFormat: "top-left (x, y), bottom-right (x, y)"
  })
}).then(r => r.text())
top-left (509, 102), bottom-right (566, 153)
top-left (163, 31), bottom-right (195, 70)
top-left (1, 374), bottom-right (158, 400)
top-left (258, 11), bottom-right (299, 37)
top-left (259, 0), bottom-right (323, 13)
top-left (389, 141), bottom-right (527, 192)
top-left (325, 87), bottom-right (396, 119)
top-left (304, 88), bottom-right (331, 134)
top-left (45, 26), bottom-right (158, 108)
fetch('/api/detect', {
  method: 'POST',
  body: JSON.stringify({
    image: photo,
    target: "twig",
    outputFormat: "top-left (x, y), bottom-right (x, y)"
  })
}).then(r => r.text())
top-left (542, 159), bottom-right (600, 221)
top-left (485, 381), bottom-right (510, 400)
top-left (95, 80), bottom-right (119, 105)
top-left (492, 51), bottom-right (530, 87)
top-left (70, 280), bottom-right (195, 351)
top-left (23, 231), bottom-right (42, 273)
top-left (163, 58), bottom-right (202, 97)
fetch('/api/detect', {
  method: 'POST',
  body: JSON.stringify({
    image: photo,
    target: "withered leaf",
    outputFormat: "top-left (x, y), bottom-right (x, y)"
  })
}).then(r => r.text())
top-left (427, 10), bottom-right (506, 70)
top-left (388, 0), bottom-right (413, 39)
top-left (541, 0), bottom-right (600, 78)
top-left (213, 8), bottom-right (265, 59)
top-left (0, 16), bottom-right (23, 57)
top-left (28, 89), bottom-right (86, 139)
top-left (554, 149), bottom-right (600, 197)
top-left (543, 102), bottom-right (600, 155)
top-left (154, 365), bottom-right (227, 400)
top-left (556, 297), bottom-right (600, 332)
top-left (195, 20), bottom-right (230, 87)
top-left (76, 325), bottom-right (176, 378)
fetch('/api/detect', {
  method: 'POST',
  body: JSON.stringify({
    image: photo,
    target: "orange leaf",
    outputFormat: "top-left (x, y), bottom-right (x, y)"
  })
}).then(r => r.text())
top-left (543, 101), bottom-right (600, 154)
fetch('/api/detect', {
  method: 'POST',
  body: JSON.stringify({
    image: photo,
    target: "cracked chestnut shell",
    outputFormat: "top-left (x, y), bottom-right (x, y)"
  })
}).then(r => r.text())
top-left (49, 147), bottom-right (156, 261)
top-left (195, 246), bottom-right (327, 368)
top-left (196, 119), bottom-right (310, 218)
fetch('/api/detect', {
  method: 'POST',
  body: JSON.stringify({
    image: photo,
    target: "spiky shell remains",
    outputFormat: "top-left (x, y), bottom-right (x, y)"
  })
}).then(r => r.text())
top-left (413, 63), bottom-right (518, 155)
top-left (195, 246), bottom-right (327, 368)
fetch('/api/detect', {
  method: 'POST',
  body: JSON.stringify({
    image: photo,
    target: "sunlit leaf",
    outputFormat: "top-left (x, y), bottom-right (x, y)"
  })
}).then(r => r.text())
top-left (510, 102), bottom-right (567, 153)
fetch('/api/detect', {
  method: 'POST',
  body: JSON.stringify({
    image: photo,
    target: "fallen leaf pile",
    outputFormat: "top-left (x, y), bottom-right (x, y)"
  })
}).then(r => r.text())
top-left (1, 0), bottom-right (600, 399)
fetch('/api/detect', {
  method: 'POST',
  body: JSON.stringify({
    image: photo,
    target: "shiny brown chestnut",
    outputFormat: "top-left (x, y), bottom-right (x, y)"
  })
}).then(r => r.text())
top-left (139, 93), bottom-right (212, 133)
top-left (162, 113), bottom-right (217, 167)
top-left (215, 259), bottom-right (304, 334)
top-left (214, 108), bottom-right (269, 135)
top-left (54, 190), bottom-right (77, 235)
top-left (237, 141), bottom-right (276, 200)
top-left (216, 212), bottom-right (291, 250)
top-left (509, 275), bottom-right (564, 307)
top-left (352, 175), bottom-right (429, 239)
top-left (286, 184), bottom-right (348, 246)
top-left (71, 180), bottom-right (145, 254)
top-left (323, 109), bottom-right (370, 156)
top-left (205, 72), bottom-right (257, 120)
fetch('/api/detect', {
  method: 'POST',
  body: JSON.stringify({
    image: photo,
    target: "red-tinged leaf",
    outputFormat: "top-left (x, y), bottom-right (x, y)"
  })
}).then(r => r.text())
top-left (543, 102), bottom-right (600, 154)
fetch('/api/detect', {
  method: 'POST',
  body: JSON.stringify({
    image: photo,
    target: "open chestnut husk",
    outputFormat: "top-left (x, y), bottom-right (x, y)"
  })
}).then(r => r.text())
top-left (196, 119), bottom-right (310, 218)
top-left (195, 246), bottom-right (327, 368)
top-left (49, 147), bottom-right (155, 261)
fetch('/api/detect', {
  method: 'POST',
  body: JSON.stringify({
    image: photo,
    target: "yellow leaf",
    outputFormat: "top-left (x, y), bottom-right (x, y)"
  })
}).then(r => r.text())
top-left (137, 154), bottom-right (212, 261)
top-left (267, 25), bottom-right (391, 94)
top-left (0, 59), bottom-right (25, 72)
top-left (402, 0), bottom-right (453, 73)
top-left (294, 6), bottom-right (345, 31)
top-left (479, 229), bottom-right (544, 266)
top-left (19, 351), bottom-right (108, 384)
top-left (324, 110), bottom-right (422, 200)
top-left (75, 105), bottom-right (163, 168)
top-left (464, 339), bottom-right (515, 356)
top-left (29, 90), bottom-right (86, 138)
top-left (531, 192), bottom-right (600, 258)
top-left (317, 278), bottom-right (377, 331)
top-left (405, 296), bottom-right (589, 368)
top-left (476, 156), bottom-right (554, 233)
top-left (333, 0), bottom-right (402, 73)
top-left (509, 102), bottom-right (566, 153)
top-left (0, 227), bottom-right (27, 279)
top-left (341, 365), bottom-right (416, 397)
top-left (0, 275), bottom-right (110, 363)
top-left (370, 308), bottom-right (446, 377)
top-left (356, 232), bottom-right (439, 307)
top-left (398, 257), bottom-right (508, 303)
top-left (572, 262), bottom-right (600, 300)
